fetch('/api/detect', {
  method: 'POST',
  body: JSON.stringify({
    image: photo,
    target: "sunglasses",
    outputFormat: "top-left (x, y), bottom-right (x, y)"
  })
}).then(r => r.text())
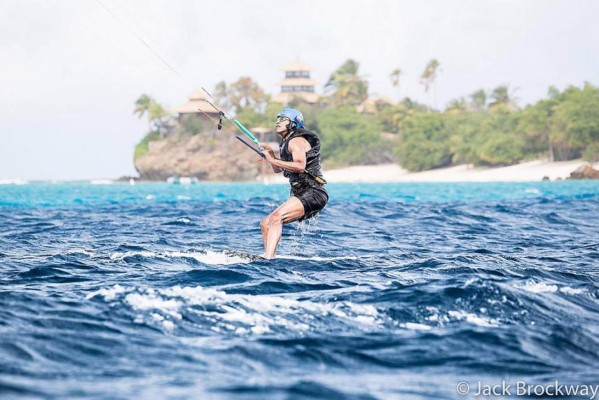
top-left (276, 116), bottom-right (290, 123)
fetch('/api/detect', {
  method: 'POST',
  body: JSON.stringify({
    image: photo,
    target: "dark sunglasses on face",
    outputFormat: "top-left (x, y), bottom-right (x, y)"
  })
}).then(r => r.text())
top-left (276, 116), bottom-right (290, 123)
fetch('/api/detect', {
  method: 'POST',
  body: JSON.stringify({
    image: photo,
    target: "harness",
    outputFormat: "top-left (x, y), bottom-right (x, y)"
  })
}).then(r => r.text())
top-left (279, 128), bottom-right (326, 186)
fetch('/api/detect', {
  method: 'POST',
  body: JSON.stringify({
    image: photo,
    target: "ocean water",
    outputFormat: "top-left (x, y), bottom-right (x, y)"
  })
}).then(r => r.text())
top-left (1, 181), bottom-right (598, 399)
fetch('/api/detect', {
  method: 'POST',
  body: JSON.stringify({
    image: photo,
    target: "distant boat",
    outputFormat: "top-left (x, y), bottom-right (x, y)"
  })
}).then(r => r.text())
top-left (90, 179), bottom-right (113, 185)
top-left (166, 176), bottom-right (199, 185)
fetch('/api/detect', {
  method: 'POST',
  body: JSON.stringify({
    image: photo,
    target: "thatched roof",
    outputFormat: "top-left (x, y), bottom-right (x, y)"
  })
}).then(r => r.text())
top-left (188, 90), bottom-right (210, 101)
top-left (281, 59), bottom-right (313, 71)
top-left (172, 90), bottom-right (220, 115)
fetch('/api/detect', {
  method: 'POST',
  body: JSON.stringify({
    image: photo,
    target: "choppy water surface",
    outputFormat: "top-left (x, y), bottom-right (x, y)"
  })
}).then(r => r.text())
top-left (1, 181), bottom-right (598, 399)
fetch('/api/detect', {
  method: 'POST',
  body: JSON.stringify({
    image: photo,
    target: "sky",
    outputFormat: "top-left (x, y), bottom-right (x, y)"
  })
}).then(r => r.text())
top-left (1, 0), bottom-right (598, 180)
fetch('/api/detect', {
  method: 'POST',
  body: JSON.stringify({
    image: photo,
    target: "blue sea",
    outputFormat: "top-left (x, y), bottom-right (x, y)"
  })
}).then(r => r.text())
top-left (1, 181), bottom-right (598, 399)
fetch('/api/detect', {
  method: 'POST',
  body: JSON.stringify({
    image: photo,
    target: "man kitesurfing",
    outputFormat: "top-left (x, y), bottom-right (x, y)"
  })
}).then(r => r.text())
top-left (195, 97), bottom-right (328, 259)
top-left (259, 108), bottom-right (328, 259)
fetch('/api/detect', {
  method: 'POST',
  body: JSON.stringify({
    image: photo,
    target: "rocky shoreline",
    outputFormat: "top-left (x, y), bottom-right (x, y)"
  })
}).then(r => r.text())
top-left (134, 132), bottom-right (263, 181)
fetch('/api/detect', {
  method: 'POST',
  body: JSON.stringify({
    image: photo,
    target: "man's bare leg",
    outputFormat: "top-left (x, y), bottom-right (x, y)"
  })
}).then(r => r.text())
top-left (262, 197), bottom-right (305, 259)
top-left (260, 217), bottom-right (269, 249)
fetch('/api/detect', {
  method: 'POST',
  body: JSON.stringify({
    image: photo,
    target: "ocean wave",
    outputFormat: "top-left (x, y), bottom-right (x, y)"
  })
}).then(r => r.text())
top-left (87, 284), bottom-right (384, 335)
top-left (1, 182), bottom-right (598, 399)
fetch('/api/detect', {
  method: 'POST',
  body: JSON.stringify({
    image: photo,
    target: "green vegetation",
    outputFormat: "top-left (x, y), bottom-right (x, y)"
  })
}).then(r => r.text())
top-left (394, 83), bottom-right (598, 171)
top-left (134, 131), bottom-right (162, 160)
top-left (133, 94), bottom-right (170, 135)
top-left (314, 107), bottom-right (388, 166)
top-left (176, 114), bottom-right (210, 136)
top-left (134, 59), bottom-right (599, 171)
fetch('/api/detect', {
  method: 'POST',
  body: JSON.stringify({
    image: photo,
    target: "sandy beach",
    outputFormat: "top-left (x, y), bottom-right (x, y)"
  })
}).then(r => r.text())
top-left (262, 159), bottom-right (599, 183)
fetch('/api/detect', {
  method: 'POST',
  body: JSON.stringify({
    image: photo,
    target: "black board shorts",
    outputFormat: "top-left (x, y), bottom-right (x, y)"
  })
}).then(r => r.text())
top-left (290, 182), bottom-right (329, 221)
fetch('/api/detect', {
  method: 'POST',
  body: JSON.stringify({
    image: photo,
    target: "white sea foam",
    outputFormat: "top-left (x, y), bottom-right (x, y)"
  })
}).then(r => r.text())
top-left (162, 320), bottom-right (175, 330)
top-left (109, 251), bottom-right (156, 260)
top-left (560, 286), bottom-right (586, 295)
top-left (190, 250), bottom-right (252, 265)
top-left (426, 314), bottom-right (440, 322)
top-left (278, 254), bottom-right (362, 262)
top-left (106, 249), bottom-right (253, 265)
top-left (86, 284), bottom-right (127, 301)
top-left (150, 312), bottom-right (175, 330)
top-left (88, 284), bottom-right (383, 335)
top-left (66, 248), bottom-right (97, 257)
top-left (166, 250), bottom-right (252, 265)
top-left (401, 322), bottom-right (432, 331)
top-left (125, 292), bottom-right (183, 319)
top-left (520, 281), bottom-right (558, 294)
top-left (86, 248), bottom-right (353, 265)
top-left (448, 310), bottom-right (499, 327)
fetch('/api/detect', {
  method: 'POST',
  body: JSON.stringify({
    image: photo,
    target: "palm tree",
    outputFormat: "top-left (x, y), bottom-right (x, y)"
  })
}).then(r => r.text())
top-left (445, 97), bottom-right (468, 114)
top-left (134, 94), bottom-right (170, 134)
top-left (420, 59), bottom-right (441, 107)
top-left (148, 101), bottom-right (168, 133)
top-left (325, 59), bottom-right (369, 105)
top-left (469, 89), bottom-right (487, 111)
top-left (489, 85), bottom-right (519, 110)
top-left (134, 94), bottom-right (154, 131)
top-left (390, 68), bottom-right (402, 99)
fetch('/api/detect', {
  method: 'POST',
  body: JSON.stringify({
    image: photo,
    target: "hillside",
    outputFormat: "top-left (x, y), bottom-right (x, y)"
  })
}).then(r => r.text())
top-left (134, 131), bottom-right (264, 181)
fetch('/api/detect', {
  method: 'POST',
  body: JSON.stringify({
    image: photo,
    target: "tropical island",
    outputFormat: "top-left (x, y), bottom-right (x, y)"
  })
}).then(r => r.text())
top-left (133, 59), bottom-right (599, 182)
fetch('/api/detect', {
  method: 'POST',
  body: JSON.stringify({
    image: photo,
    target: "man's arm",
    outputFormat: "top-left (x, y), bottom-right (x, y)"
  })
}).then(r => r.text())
top-left (264, 137), bottom-right (311, 173)
top-left (260, 144), bottom-right (283, 173)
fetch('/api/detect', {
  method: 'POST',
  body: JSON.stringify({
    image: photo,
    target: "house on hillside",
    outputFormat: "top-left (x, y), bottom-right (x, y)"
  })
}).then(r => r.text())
top-left (172, 90), bottom-right (221, 124)
top-left (272, 59), bottom-right (319, 105)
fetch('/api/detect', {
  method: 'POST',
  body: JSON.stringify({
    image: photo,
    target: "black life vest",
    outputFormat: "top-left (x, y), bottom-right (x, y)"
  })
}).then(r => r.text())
top-left (279, 128), bottom-right (325, 184)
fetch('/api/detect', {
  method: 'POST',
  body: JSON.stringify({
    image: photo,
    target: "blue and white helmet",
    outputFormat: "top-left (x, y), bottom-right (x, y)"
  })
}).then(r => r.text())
top-left (277, 108), bottom-right (304, 129)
